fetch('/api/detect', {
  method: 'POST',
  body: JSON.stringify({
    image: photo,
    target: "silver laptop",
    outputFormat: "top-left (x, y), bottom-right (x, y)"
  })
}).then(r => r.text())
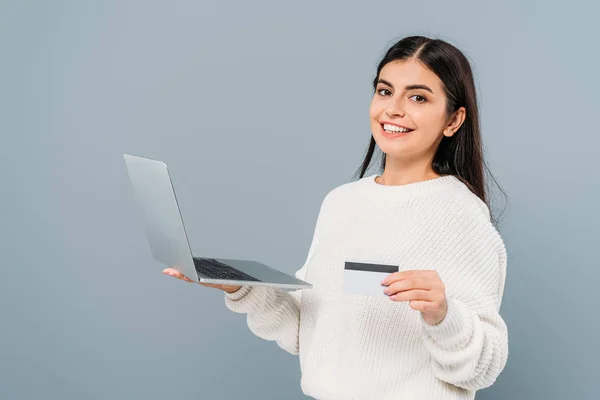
top-left (123, 154), bottom-right (312, 290)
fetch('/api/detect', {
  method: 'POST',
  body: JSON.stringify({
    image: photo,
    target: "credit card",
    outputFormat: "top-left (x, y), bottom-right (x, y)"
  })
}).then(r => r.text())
top-left (343, 261), bottom-right (399, 297)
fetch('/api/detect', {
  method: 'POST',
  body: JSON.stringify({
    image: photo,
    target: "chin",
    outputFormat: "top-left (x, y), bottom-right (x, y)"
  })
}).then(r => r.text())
top-left (373, 133), bottom-right (411, 156)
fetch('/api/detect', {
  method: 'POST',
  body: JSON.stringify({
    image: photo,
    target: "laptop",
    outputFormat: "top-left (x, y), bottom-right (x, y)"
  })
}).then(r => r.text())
top-left (123, 154), bottom-right (312, 290)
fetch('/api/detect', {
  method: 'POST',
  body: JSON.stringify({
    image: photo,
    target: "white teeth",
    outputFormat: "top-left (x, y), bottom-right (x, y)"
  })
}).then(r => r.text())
top-left (383, 124), bottom-right (411, 133)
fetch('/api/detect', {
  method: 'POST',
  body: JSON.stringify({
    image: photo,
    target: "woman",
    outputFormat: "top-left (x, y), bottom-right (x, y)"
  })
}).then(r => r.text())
top-left (165, 35), bottom-right (508, 400)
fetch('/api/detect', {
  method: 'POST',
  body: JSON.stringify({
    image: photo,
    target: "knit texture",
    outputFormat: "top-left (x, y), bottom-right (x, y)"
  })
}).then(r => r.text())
top-left (224, 174), bottom-right (508, 400)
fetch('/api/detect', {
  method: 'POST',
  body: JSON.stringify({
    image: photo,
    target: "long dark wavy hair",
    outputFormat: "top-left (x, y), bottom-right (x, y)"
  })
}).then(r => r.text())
top-left (356, 36), bottom-right (506, 225)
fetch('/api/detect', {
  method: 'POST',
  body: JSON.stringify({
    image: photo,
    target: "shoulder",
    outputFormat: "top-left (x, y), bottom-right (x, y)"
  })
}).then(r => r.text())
top-left (319, 174), bottom-right (373, 206)
top-left (410, 175), bottom-right (495, 226)
top-left (433, 177), bottom-right (509, 300)
top-left (441, 178), bottom-right (491, 220)
top-left (431, 176), bottom-right (507, 258)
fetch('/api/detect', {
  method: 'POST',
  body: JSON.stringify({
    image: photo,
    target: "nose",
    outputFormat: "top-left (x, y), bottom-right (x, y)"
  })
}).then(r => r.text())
top-left (385, 97), bottom-right (406, 118)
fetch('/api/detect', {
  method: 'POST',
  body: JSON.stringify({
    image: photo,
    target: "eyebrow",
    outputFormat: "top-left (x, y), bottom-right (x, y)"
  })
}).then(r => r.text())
top-left (377, 79), bottom-right (434, 94)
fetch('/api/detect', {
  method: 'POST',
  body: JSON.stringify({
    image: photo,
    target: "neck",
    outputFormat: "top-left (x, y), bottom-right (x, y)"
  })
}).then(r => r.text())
top-left (377, 156), bottom-right (439, 186)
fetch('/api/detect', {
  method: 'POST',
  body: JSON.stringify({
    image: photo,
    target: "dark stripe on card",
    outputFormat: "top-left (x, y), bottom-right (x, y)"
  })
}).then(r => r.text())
top-left (344, 261), bottom-right (398, 273)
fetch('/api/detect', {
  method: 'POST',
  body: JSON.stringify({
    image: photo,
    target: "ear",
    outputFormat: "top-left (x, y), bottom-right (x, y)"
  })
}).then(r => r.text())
top-left (443, 107), bottom-right (466, 137)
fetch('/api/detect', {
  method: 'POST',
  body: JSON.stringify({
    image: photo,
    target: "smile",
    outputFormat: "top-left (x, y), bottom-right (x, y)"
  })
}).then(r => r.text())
top-left (380, 122), bottom-right (414, 137)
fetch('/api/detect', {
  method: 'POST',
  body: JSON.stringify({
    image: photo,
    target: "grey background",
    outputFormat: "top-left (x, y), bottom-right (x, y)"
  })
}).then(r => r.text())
top-left (2, 1), bottom-right (598, 399)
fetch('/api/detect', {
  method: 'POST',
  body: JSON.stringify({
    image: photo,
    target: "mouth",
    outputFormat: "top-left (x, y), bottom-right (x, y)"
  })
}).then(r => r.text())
top-left (380, 122), bottom-right (414, 137)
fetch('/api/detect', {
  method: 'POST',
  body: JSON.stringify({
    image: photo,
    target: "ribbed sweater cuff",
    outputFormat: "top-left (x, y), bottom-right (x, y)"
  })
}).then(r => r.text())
top-left (421, 297), bottom-right (474, 349)
top-left (224, 285), bottom-right (270, 314)
top-left (225, 286), bottom-right (252, 301)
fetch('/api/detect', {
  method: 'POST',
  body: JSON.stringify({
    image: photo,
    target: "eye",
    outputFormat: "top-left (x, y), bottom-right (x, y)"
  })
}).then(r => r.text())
top-left (377, 88), bottom-right (392, 96)
top-left (409, 94), bottom-right (427, 103)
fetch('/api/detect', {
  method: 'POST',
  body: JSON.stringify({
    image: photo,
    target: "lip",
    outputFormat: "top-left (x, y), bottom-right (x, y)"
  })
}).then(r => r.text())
top-left (379, 121), bottom-right (414, 138)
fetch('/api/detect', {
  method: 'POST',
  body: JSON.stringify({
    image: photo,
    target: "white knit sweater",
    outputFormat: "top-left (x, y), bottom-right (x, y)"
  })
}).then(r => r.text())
top-left (224, 174), bottom-right (508, 400)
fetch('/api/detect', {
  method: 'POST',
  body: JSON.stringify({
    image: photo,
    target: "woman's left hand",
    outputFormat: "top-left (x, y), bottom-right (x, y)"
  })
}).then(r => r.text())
top-left (381, 270), bottom-right (448, 326)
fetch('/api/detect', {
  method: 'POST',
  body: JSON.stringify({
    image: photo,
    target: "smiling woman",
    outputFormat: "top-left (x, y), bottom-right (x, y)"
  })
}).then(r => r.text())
top-left (357, 36), bottom-right (501, 223)
top-left (165, 35), bottom-right (509, 400)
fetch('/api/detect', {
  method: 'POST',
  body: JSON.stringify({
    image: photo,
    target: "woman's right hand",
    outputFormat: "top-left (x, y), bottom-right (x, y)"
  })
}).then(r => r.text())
top-left (163, 268), bottom-right (242, 293)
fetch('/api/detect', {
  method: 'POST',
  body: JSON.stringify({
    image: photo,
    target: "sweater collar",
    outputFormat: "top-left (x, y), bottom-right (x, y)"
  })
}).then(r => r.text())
top-left (362, 174), bottom-right (463, 196)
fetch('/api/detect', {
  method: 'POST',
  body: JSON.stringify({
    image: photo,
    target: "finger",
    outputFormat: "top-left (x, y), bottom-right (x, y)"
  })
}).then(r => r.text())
top-left (170, 270), bottom-right (184, 279)
top-left (409, 300), bottom-right (430, 312)
top-left (382, 269), bottom-right (442, 286)
top-left (163, 269), bottom-right (188, 281)
top-left (410, 300), bottom-right (445, 314)
top-left (383, 278), bottom-right (432, 296)
top-left (163, 268), bottom-right (182, 275)
top-left (381, 270), bottom-right (413, 285)
top-left (163, 268), bottom-right (176, 277)
top-left (388, 289), bottom-right (433, 302)
top-left (382, 270), bottom-right (434, 285)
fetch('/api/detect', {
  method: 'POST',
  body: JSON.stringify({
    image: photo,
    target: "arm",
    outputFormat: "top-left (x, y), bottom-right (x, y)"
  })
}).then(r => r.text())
top-left (223, 195), bottom-right (328, 355)
top-left (420, 293), bottom-right (507, 391)
top-left (420, 203), bottom-right (509, 391)
top-left (223, 266), bottom-right (307, 355)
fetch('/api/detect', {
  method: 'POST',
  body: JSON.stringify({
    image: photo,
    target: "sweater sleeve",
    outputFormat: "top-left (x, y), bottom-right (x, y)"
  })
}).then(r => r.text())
top-left (420, 199), bottom-right (509, 391)
top-left (222, 195), bottom-right (327, 355)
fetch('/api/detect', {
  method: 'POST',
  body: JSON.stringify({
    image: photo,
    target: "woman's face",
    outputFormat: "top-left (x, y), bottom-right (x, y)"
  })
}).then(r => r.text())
top-left (369, 59), bottom-right (462, 162)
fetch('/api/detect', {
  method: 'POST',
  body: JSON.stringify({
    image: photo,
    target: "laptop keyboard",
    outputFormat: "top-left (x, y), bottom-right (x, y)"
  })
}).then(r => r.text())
top-left (193, 257), bottom-right (261, 282)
